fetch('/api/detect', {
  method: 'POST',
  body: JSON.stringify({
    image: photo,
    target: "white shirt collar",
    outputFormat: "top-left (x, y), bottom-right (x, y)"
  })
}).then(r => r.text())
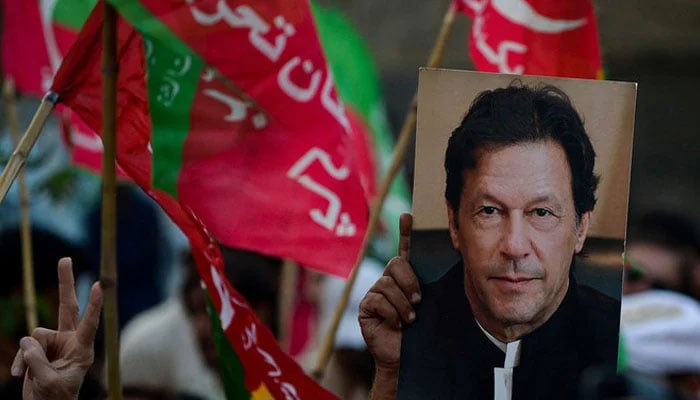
top-left (475, 318), bottom-right (522, 368)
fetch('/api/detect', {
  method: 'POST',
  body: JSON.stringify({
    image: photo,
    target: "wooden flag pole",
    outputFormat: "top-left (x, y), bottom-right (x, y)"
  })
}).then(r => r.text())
top-left (100, 4), bottom-right (122, 400)
top-left (2, 79), bottom-right (39, 333)
top-left (278, 259), bottom-right (299, 352)
top-left (311, 2), bottom-right (457, 379)
top-left (0, 92), bottom-right (58, 205)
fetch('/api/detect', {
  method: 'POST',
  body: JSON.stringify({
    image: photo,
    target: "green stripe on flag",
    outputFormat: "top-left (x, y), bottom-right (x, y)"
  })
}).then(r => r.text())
top-left (207, 296), bottom-right (252, 400)
top-left (108, 0), bottom-right (197, 59)
top-left (107, 0), bottom-right (206, 198)
top-left (143, 34), bottom-right (203, 198)
top-left (310, 3), bottom-right (387, 136)
top-left (53, 0), bottom-right (98, 30)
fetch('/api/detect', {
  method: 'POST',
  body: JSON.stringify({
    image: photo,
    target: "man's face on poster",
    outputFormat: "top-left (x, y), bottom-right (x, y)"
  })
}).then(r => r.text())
top-left (447, 139), bottom-right (590, 340)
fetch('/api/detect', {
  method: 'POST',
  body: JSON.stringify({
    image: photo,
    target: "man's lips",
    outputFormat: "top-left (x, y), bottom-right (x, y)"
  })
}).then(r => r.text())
top-left (489, 275), bottom-right (540, 283)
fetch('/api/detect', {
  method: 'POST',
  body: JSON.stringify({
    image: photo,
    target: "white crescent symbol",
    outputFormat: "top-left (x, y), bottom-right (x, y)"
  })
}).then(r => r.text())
top-left (39, 0), bottom-right (62, 73)
top-left (491, 0), bottom-right (587, 33)
top-left (71, 129), bottom-right (103, 152)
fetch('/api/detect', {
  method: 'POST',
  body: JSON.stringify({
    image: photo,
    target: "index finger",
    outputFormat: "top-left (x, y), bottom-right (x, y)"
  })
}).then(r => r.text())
top-left (57, 257), bottom-right (80, 331)
top-left (398, 213), bottom-right (413, 260)
top-left (76, 282), bottom-right (103, 346)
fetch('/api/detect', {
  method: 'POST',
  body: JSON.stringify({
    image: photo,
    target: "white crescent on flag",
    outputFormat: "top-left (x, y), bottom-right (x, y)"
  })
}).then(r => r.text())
top-left (491, 0), bottom-right (587, 33)
top-left (39, 0), bottom-right (62, 91)
top-left (70, 129), bottom-right (103, 152)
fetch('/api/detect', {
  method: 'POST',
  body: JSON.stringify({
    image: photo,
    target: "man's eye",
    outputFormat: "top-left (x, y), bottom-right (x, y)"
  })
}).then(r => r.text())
top-left (482, 206), bottom-right (498, 215)
top-left (533, 208), bottom-right (552, 217)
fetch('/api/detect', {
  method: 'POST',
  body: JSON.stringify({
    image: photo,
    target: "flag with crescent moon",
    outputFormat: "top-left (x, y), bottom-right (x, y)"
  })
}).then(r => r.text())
top-left (454, 0), bottom-right (603, 78)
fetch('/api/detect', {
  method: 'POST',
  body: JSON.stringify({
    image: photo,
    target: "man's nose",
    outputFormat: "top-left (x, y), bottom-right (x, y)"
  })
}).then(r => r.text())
top-left (500, 214), bottom-right (531, 260)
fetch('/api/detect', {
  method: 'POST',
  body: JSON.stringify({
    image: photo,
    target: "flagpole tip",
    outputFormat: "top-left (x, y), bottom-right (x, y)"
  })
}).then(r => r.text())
top-left (44, 92), bottom-right (60, 104)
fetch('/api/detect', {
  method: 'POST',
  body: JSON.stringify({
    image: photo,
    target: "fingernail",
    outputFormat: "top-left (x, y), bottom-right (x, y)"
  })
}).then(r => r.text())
top-left (10, 363), bottom-right (21, 377)
top-left (411, 293), bottom-right (421, 304)
top-left (19, 337), bottom-right (31, 350)
top-left (408, 312), bottom-right (416, 322)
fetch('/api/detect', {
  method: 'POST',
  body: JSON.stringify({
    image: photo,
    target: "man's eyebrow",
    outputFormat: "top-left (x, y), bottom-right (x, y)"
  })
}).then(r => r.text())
top-left (466, 193), bottom-right (504, 207)
top-left (526, 195), bottom-right (564, 212)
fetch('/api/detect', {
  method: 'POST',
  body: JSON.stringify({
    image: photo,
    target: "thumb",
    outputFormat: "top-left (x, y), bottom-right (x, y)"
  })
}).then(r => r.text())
top-left (19, 337), bottom-right (55, 380)
top-left (398, 213), bottom-right (413, 260)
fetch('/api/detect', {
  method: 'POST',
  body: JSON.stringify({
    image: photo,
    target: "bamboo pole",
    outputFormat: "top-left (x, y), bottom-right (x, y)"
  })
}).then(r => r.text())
top-left (3, 79), bottom-right (38, 333)
top-left (0, 92), bottom-right (57, 205)
top-left (100, 4), bottom-right (122, 400)
top-left (311, 2), bottom-right (458, 379)
top-left (277, 259), bottom-right (299, 352)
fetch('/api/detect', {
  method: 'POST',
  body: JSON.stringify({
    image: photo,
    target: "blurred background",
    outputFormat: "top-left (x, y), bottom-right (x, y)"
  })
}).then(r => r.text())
top-left (1, 1), bottom-right (699, 399)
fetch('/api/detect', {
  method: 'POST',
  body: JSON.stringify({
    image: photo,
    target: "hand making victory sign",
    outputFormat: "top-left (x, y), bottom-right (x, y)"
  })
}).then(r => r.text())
top-left (11, 257), bottom-right (103, 400)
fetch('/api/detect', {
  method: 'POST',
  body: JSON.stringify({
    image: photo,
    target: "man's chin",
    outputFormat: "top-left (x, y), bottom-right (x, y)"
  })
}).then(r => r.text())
top-left (489, 303), bottom-right (541, 328)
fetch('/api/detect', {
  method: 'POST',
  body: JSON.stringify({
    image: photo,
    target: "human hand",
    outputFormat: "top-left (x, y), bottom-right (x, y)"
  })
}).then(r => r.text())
top-left (10, 257), bottom-right (103, 400)
top-left (359, 213), bottom-right (421, 376)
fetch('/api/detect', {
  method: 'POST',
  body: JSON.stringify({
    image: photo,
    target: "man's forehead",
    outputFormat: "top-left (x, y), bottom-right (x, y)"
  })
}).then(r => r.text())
top-left (470, 139), bottom-right (562, 162)
top-left (468, 140), bottom-right (574, 176)
top-left (460, 141), bottom-right (575, 206)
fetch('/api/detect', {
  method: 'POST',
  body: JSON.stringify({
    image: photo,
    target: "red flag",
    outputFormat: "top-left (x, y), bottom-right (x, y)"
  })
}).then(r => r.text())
top-left (1, 0), bottom-right (95, 95)
top-left (51, 4), bottom-right (337, 398)
top-left (454, 0), bottom-right (602, 78)
top-left (0, 0), bottom-right (126, 177)
top-left (111, 1), bottom-right (369, 277)
top-left (63, 104), bottom-right (135, 179)
top-left (2, 0), bottom-right (56, 95)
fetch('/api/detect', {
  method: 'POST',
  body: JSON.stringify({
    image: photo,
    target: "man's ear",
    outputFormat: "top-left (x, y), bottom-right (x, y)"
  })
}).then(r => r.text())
top-left (447, 200), bottom-right (460, 251)
top-left (574, 211), bottom-right (591, 253)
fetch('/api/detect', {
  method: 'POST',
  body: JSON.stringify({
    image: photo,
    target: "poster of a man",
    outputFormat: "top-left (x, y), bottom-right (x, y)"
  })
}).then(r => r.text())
top-left (359, 69), bottom-right (636, 399)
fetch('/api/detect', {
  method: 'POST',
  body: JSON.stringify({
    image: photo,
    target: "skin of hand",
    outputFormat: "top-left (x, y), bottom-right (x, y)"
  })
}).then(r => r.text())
top-left (10, 257), bottom-right (103, 400)
top-left (359, 213), bottom-right (422, 399)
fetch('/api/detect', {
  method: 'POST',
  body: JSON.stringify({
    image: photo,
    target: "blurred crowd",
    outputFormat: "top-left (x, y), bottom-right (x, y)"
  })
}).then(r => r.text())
top-left (619, 210), bottom-right (700, 399)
